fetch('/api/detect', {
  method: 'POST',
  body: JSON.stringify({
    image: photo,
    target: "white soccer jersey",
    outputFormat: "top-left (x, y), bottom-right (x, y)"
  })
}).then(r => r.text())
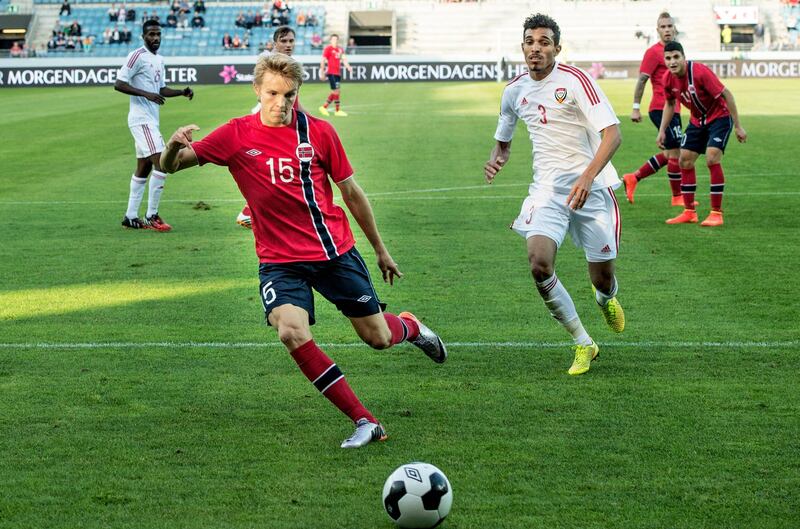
top-left (117, 46), bottom-right (166, 127)
top-left (495, 62), bottom-right (621, 192)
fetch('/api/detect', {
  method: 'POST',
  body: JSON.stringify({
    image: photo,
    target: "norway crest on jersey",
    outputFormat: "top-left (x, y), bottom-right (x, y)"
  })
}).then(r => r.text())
top-left (296, 142), bottom-right (314, 163)
top-left (554, 87), bottom-right (567, 103)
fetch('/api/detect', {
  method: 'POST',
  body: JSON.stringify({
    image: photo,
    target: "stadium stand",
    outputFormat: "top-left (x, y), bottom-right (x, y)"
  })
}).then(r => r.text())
top-left (33, 2), bottom-right (325, 56)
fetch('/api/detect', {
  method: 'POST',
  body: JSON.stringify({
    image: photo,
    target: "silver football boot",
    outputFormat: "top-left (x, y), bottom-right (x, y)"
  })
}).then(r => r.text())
top-left (399, 312), bottom-right (447, 363)
top-left (341, 418), bottom-right (387, 449)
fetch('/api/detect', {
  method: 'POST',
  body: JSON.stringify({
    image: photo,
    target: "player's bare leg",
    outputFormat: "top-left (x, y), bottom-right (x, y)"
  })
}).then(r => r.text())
top-left (667, 149), bottom-right (701, 224)
top-left (589, 260), bottom-right (625, 333)
top-left (144, 152), bottom-right (171, 231)
top-left (527, 236), bottom-right (597, 375)
top-left (350, 312), bottom-right (446, 363)
top-left (122, 157), bottom-right (153, 229)
top-left (270, 304), bottom-right (384, 447)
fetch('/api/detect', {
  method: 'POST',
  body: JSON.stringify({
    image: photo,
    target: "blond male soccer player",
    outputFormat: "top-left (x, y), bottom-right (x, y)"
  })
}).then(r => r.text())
top-left (484, 13), bottom-right (625, 376)
top-left (161, 53), bottom-right (446, 448)
top-left (659, 41), bottom-right (746, 227)
top-left (624, 12), bottom-right (686, 206)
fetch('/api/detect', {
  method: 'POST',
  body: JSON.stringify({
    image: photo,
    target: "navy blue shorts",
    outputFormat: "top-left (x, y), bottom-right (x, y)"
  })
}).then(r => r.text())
top-left (327, 74), bottom-right (341, 90)
top-left (681, 116), bottom-right (733, 155)
top-left (258, 247), bottom-right (385, 325)
top-left (649, 110), bottom-right (683, 150)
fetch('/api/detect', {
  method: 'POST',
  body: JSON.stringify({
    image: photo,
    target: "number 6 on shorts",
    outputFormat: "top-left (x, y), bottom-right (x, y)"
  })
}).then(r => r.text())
top-left (261, 281), bottom-right (277, 309)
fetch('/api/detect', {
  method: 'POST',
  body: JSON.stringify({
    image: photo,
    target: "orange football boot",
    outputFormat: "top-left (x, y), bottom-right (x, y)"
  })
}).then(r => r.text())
top-left (666, 209), bottom-right (698, 224)
top-left (700, 211), bottom-right (724, 227)
top-left (622, 173), bottom-right (638, 203)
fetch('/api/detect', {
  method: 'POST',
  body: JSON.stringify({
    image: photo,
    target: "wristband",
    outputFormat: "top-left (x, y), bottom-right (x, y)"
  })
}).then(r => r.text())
top-left (632, 103), bottom-right (641, 110)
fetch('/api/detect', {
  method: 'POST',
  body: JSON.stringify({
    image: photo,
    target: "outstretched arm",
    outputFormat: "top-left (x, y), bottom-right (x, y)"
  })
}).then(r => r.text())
top-left (160, 86), bottom-right (194, 99)
top-left (336, 177), bottom-right (402, 285)
top-left (721, 88), bottom-right (747, 143)
top-left (566, 124), bottom-right (622, 210)
top-left (160, 124), bottom-right (200, 173)
top-left (631, 73), bottom-right (649, 122)
top-left (115, 79), bottom-right (164, 104)
top-left (484, 140), bottom-right (511, 184)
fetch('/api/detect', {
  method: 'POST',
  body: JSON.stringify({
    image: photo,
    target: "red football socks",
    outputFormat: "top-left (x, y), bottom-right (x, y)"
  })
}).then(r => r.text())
top-left (680, 166), bottom-right (697, 210)
top-left (290, 340), bottom-right (376, 423)
top-left (383, 312), bottom-right (420, 345)
top-left (667, 158), bottom-right (681, 197)
top-left (709, 163), bottom-right (725, 212)
top-left (635, 152), bottom-right (667, 180)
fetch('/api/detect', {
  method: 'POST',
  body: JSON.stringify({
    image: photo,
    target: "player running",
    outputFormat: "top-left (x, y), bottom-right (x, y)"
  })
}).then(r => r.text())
top-left (161, 53), bottom-right (446, 448)
top-left (318, 34), bottom-right (353, 117)
top-left (115, 19), bottom-right (193, 231)
top-left (659, 41), bottom-right (747, 227)
top-left (623, 12), bottom-right (685, 206)
top-left (238, 25), bottom-right (302, 229)
top-left (484, 13), bottom-right (625, 376)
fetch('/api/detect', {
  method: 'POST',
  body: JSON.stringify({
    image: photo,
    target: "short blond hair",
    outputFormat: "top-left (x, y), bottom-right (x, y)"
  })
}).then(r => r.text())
top-left (253, 52), bottom-right (303, 88)
top-left (658, 11), bottom-right (673, 22)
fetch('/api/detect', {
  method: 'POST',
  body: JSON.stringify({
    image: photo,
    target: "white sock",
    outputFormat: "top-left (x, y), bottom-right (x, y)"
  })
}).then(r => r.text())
top-left (146, 170), bottom-right (167, 217)
top-left (126, 175), bottom-right (147, 219)
top-left (536, 274), bottom-right (592, 346)
top-left (594, 276), bottom-right (619, 306)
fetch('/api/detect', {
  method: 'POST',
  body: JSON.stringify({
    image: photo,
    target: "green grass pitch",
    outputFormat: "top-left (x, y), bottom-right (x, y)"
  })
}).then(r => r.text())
top-left (1, 78), bottom-right (799, 528)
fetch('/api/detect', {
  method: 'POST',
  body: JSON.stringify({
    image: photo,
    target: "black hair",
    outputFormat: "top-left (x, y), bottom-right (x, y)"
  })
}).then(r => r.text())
top-left (523, 13), bottom-right (560, 46)
top-left (273, 25), bottom-right (295, 41)
top-left (142, 19), bottom-right (160, 34)
top-left (664, 41), bottom-right (684, 55)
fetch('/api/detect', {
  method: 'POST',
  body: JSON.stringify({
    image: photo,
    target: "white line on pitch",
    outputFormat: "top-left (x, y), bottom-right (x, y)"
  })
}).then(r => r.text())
top-left (0, 341), bottom-right (797, 350)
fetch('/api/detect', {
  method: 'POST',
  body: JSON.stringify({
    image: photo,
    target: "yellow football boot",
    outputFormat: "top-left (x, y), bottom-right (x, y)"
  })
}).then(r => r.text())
top-left (568, 342), bottom-right (600, 376)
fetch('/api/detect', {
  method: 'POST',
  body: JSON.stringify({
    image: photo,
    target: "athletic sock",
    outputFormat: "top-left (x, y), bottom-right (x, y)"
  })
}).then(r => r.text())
top-left (535, 274), bottom-right (592, 346)
top-left (146, 171), bottom-right (167, 217)
top-left (680, 166), bottom-right (697, 210)
top-left (708, 163), bottom-right (725, 212)
top-left (594, 276), bottom-right (619, 306)
top-left (126, 175), bottom-right (147, 219)
top-left (383, 312), bottom-right (420, 345)
top-left (335, 99), bottom-right (341, 112)
top-left (635, 152), bottom-right (667, 180)
top-left (667, 158), bottom-right (682, 197)
top-left (323, 93), bottom-right (334, 108)
top-left (290, 340), bottom-right (376, 424)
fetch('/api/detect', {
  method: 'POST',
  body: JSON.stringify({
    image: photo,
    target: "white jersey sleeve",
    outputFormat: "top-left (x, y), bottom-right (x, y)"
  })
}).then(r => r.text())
top-left (158, 58), bottom-right (166, 89)
top-left (117, 49), bottom-right (140, 84)
top-left (494, 83), bottom-right (519, 142)
top-left (571, 70), bottom-right (619, 132)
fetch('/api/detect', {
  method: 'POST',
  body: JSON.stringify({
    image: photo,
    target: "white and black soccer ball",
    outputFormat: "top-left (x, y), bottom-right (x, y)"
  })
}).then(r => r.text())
top-left (382, 462), bottom-right (453, 529)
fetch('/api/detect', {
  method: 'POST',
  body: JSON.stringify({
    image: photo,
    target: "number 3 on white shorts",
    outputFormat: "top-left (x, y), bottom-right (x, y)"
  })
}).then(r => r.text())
top-left (261, 281), bottom-right (277, 306)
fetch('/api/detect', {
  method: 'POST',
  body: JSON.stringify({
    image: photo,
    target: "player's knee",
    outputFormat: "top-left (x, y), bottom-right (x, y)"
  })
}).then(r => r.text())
top-left (679, 157), bottom-right (694, 170)
top-left (706, 154), bottom-right (722, 166)
top-left (277, 322), bottom-right (311, 348)
top-left (529, 258), bottom-right (554, 282)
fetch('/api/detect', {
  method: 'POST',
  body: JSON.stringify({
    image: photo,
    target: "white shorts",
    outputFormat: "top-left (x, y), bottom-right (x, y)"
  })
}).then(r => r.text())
top-left (130, 123), bottom-right (165, 158)
top-left (511, 186), bottom-right (621, 262)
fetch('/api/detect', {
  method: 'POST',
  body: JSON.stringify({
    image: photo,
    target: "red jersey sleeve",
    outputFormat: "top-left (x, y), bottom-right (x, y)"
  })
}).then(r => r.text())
top-left (640, 47), bottom-right (659, 77)
top-left (191, 120), bottom-right (239, 167)
top-left (697, 63), bottom-right (725, 99)
top-left (316, 121), bottom-right (353, 183)
top-left (322, 46), bottom-right (332, 61)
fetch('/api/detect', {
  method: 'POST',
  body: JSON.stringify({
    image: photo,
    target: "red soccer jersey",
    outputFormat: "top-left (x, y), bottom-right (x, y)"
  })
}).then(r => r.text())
top-left (323, 45), bottom-right (344, 75)
top-left (191, 112), bottom-right (356, 263)
top-left (664, 61), bottom-right (729, 126)
top-left (640, 41), bottom-right (680, 112)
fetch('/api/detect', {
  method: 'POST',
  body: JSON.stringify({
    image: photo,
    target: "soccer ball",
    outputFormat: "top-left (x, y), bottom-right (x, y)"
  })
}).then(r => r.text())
top-left (382, 462), bottom-right (453, 528)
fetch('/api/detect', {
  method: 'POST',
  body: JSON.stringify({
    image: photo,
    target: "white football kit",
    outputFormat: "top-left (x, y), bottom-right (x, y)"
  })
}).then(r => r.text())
top-left (118, 46), bottom-right (166, 158)
top-left (494, 62), bottom-right (622, 262)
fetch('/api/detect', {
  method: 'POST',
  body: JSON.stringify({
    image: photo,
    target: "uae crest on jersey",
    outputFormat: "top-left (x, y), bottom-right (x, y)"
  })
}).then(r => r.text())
top-left (296, 142), bottom-right (314, 163)
top-left (554, 87), bottom-right (567, 103)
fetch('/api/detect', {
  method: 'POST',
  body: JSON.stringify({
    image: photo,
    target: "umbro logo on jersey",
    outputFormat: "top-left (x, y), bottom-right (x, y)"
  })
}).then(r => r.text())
top-left (521, 97), bottom-right (529, 105)
top-left (554, 87), bottom-right (567, 103)
top-left (245, 149), bottom-right (261, 156)
top-left (356, 295), bottom-right (372, 303)
top-left (601, 244), bottom-right (612, 253)
top-left (713, 137), bottom-right (722, 142)
top-left (296, 142), bottom-right (315, 163)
